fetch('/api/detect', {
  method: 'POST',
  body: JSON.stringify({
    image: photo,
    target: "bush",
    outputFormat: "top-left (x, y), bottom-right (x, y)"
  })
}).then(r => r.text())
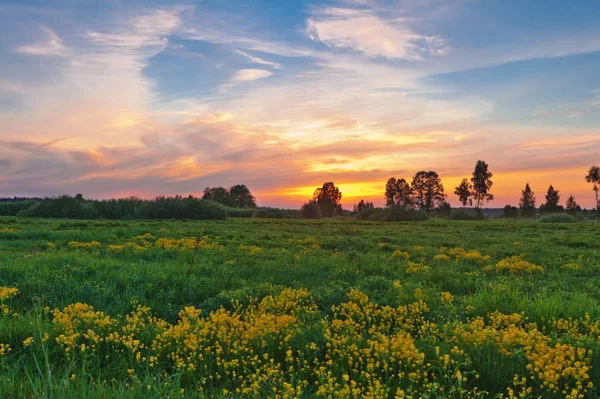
top-left (253, 208), bottom-right (296, 219)
top-left (434, 202), bottom-right (452, 218)
top-left (356, 208), bottom-right (385, 221)
top-left (301, 200), bottom-right (321, 219)
top-left (19, 196), bottom-right (99, 219)
top-left (18, 195), bottom-right (228, 220)
top-left (0, 200), bottom-right (37, 216)
top-left (142, 196), bottom-right (228, 220)
top-left (357, 207), bottom-right (428, 222)
top-left (539, 213), bottom-right (575, 223)
top-left (223, 207), bottom-right (256, 218)
top-left (503, 205), bottom-right (519, 218)
top-left (385, 207), bottom-right (428, 222)
top-left (520, 207), bottom-right (536, 219)
top-left (449, 209), bottom-right (478, 220)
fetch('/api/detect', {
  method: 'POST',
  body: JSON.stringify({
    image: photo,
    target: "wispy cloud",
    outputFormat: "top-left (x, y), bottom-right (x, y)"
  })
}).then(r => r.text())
top-left (234, 49), bottom-right (282, 69)
top-left (15, 26), bottom-right (68, 57)
top-left (232, 69), bottom-right (273, 82)
top-left (307, 7), bottom-right (447, 60)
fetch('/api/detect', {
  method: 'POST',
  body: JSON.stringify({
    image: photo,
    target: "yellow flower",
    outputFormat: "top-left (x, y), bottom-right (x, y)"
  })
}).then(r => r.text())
top-left (23, 337), bottom-right (34, 347)
top-left (441, 291), bottom-right (454, 305)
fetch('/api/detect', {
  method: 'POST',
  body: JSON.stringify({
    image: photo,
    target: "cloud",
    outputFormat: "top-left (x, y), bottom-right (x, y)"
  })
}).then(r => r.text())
top-left (86, 9), bottom-right (180, 50)
top-left (218, 69), bottom-right (274, 92)
top-left (234, 50), bottom-right (282, 69)
top-left (15, 26), bottom-right (68, 56)
top-left (306, 7), bottom-right (447, 60)
top-left (232, 69), bottom-right (273, 82)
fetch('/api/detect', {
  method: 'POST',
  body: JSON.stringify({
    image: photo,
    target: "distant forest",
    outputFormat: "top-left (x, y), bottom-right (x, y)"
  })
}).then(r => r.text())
top-left (1, 162), bottom-right (599, 222)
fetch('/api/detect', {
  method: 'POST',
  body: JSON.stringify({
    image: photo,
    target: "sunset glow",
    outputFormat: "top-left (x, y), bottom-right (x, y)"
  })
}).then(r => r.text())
top-left (1, 1), bottom-right (599, 208)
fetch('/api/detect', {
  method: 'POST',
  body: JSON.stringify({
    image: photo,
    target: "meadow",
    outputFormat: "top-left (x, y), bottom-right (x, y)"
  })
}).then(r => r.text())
top-left (0, 216), bottom-right (599, 398)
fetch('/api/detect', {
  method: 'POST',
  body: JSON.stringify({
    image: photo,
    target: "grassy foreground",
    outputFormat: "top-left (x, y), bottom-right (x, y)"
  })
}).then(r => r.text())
top-left (0, 217), bottom-right (600, 398)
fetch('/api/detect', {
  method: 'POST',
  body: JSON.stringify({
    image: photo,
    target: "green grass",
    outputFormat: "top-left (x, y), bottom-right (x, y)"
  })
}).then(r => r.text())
top-left (0, 217), bottom-right (600, 398)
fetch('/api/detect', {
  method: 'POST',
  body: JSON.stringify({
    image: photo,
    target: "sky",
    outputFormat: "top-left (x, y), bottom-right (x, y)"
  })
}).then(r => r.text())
top-left (1, 0), bottom-right (599, 209)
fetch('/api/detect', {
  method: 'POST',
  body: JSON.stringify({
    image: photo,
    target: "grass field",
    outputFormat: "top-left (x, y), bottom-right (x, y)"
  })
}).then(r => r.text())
top-left (1, 217), bottom-right (600, 398)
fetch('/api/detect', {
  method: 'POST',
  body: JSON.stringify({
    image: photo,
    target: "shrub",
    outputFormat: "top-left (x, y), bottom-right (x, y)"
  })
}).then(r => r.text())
top-left (223, 207), bottom-right (256, 218)
top-left (433, 202), bottom-right (452, 218)
top-left (94, 197), bottom-right (145, 219)
top-left (449, 210), bottom-right (477, 220)
top-left (0, 200), bottom-right (37, 216)
top-left (19, 196), bottom-right (99, 219)
top-left (357, 207), bottom-right (428, 222)
top-left (539, 213), bottom-right (575, 223)
top-left (503, 205), bottom-right (519, 218)
top-left (356, 208), bottom-right (385, 221)
top-left (300, 200), bottom-right (321, 219)
top-left (19, 195), bottom-right (227, 220)
top-left (384, 207), bottom-right (429, 222)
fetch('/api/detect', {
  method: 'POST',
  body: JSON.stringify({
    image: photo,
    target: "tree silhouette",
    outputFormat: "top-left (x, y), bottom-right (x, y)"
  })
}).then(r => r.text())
top-left (202, 187), bottom-right (231, 206)
top-left (229, 184), bottom-right (257, 208)
top-left (503, 205), bottom-right (519, 218)
top-left (385, 178), bottom-right (398, 207)
top-left (411, 171), bottom-right (446, 214)
top-left (585, 165), bottom-right (600, 222)
top-left (454, 178), bottom-right (473, 207)
top-left (540, 185), bottom-right (561, 214)
top-left (313, 182), bottom-right (342, 217)
top-left (354, 199), bottom-right (374, 213)
top-left (385, 177), bottom-right (413, 208)
top-left (565, 195), bottom-right (580, 216)
top-left (471, 160), bottom-right (494, 209)
top-left (300, 200), bottom-right (321, 219)
top-left (519, 183), bottom-right (536, 218)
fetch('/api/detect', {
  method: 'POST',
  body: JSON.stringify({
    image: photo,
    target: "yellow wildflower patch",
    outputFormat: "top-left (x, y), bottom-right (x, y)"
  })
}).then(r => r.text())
top-left (405, 262), bottom-right (430, 275)
top-left (391, 250), bottom-right (410, 260)
top-left (68, 241), bottom-right (101, 250)
top-left (495, 256), bottom-right (544, 275)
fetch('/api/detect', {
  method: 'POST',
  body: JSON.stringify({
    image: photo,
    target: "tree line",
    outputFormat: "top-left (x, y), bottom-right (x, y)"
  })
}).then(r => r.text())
top-left (301, 162), bottom-right (600, 221)
top-left (2, 164), bottom-right (599, 221)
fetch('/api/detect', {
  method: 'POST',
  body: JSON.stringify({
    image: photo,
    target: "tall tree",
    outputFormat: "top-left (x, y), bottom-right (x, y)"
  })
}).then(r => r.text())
top-left (411, 171), bottom-right (446, 214)
top-left (385, 177), bottom-right (397, 207)
top-left (471, 160), bottom-right (494, 209)
top-left (541, 185), bottom-right (560, 213)
top-left (202, 187), bottom-right (231, 206)
top-left (454, 178), bottom-right (473, 207)
top-left (229, 184), bottom-right (257, 208)
top-left (565, 195), bottom-right (580, 215)
top-left (519, 183), bottom-right (536, 218)
top-left (313, 182), bottom-right (342, 217)
top-left (385, 177), bottom-right (413, 208)
top-left (585, 165), bottom-right (600, 222)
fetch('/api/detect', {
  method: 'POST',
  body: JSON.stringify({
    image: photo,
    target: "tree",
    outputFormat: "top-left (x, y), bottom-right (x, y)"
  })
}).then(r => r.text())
top-left (202, 187), bottom-right (231, 206)
top-left (565, 195), bottom-right (581, 216)
top-left (540, 185), bottom-right (561, 214)
top-left (385, 178), bottom-right (398, 207)
top-left (353, 199), bottom-right (374, 213)
top-left (454, 178), bottom-right (473, 207)
top-left (471, 160), bottom-right (494, 209)
top-left (503, 205), bottom-right (519, 218)
top-left (585, 165), bottom-right (600, 222)
top-left (411, 171), bottom-right (446, 214)
top-left (301, 200), bottom-right (321, 219)
top-left (385, 177), bottom-right (413, 208)
top-left (519, 183), bottom-right (536, 218)
top-left (313, 182), bottom-right (342, 217)
top-left (229, 184), bottom-right (257, 208)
